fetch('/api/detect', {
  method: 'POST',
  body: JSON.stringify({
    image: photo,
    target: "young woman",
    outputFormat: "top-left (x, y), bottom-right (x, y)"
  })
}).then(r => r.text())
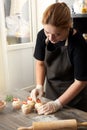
top-left (31, 2), bottom-right (87, 115)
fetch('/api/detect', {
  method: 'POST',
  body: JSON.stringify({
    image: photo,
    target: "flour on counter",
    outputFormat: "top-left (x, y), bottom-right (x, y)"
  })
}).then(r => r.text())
top-left (32, 114), bottom-right (61, 122)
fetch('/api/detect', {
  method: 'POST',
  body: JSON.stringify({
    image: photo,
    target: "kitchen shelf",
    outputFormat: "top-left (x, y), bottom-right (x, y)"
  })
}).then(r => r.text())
top-left (72, 13), bottom-right (87, 18)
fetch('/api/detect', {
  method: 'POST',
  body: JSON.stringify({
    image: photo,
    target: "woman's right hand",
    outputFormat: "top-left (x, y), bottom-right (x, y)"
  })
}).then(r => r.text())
top-left (30, 85), bottom-right (43, 102)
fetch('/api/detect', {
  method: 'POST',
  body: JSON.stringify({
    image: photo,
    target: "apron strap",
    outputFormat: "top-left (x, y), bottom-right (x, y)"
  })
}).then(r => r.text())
top-left (65, 39), bottom-right (68, 46)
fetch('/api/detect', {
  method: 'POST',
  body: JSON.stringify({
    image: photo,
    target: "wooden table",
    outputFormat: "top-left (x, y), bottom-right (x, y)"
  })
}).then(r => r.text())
top-left (0, 90), bottom-right (87, 130)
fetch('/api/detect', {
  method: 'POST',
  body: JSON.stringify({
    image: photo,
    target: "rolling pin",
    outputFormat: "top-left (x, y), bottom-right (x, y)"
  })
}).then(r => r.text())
top-left (17, 119), bottom-right (87, 130)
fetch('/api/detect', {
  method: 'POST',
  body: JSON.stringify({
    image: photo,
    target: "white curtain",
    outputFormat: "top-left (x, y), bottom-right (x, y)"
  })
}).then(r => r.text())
top-left (0, 0), bottom-right (9, 93)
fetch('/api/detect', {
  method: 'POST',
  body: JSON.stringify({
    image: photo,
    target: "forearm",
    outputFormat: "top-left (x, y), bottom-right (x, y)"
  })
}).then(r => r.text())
top-left (58, 79), bottom-right (87, 106)
top-left (36, 60), bottom-right (46, 86)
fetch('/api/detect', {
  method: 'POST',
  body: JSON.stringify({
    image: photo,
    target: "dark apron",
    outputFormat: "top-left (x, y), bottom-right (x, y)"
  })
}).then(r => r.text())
top-left (44, 40), bottom-right (84, 108)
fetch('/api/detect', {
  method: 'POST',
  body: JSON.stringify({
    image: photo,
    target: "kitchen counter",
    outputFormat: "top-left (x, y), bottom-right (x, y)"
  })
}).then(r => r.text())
top-left (0, 90), bottom-right (87, 130)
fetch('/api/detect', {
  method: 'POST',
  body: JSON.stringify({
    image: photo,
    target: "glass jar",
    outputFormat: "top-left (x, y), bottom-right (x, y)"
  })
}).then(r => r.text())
top-left (82, 0), bottom-right (87, 13)
top-left (73, 0), bottom-right (87, 14)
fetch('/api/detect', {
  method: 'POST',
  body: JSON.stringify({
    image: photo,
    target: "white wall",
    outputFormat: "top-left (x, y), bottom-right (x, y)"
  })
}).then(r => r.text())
top-left (58, 0), bottom-right (74, 13)
top-left (7, 45), bottom-right (34, 91)
top-left (36, 0), bottom-right (56, 31)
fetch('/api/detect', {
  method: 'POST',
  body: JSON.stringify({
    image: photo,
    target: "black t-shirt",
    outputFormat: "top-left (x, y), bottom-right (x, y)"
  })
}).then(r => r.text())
top-left (34, 28), bottom-right (87, 81)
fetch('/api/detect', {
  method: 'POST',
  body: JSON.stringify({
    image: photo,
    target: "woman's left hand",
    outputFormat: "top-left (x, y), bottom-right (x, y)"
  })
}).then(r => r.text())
top-left (37, 99), bottom-right (63, 115)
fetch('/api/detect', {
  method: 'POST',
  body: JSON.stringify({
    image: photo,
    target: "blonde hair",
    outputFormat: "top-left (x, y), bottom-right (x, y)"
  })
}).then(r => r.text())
top-left (42, 2), bottom-right (72, 28)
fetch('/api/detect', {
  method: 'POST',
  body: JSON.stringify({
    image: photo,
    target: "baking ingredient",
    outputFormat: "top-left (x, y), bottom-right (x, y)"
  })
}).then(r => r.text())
top-left (5, 95), bottom-right (13, 102)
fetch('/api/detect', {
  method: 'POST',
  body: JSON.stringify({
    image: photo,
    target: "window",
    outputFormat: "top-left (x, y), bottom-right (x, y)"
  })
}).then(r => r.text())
top-left (4, 0), bottom-right (32, 45)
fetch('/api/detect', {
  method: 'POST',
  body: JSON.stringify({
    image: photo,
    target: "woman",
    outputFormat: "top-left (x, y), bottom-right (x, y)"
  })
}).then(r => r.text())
top-left (31, 2), bottom-right (87, 115)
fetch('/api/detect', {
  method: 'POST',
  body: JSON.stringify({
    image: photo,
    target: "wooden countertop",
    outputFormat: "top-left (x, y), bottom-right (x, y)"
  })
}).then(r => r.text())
top-left (0, 90), bottom-right (87, 130)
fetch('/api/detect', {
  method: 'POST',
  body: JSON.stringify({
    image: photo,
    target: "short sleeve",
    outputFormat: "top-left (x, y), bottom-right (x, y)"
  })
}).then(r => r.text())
top-left (33, 29), bottom-right (46, 61)
top-left (72, 33), bottom-right (87, 81)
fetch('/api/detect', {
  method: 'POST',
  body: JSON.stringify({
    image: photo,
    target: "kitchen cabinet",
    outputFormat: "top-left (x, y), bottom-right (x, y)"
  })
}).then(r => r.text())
top-left (72, 14), bottom-right (87, 34)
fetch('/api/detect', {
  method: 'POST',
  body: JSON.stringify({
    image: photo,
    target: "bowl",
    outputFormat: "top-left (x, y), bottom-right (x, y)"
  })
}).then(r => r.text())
top-left (0, 100), bottom-right (6, 112)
